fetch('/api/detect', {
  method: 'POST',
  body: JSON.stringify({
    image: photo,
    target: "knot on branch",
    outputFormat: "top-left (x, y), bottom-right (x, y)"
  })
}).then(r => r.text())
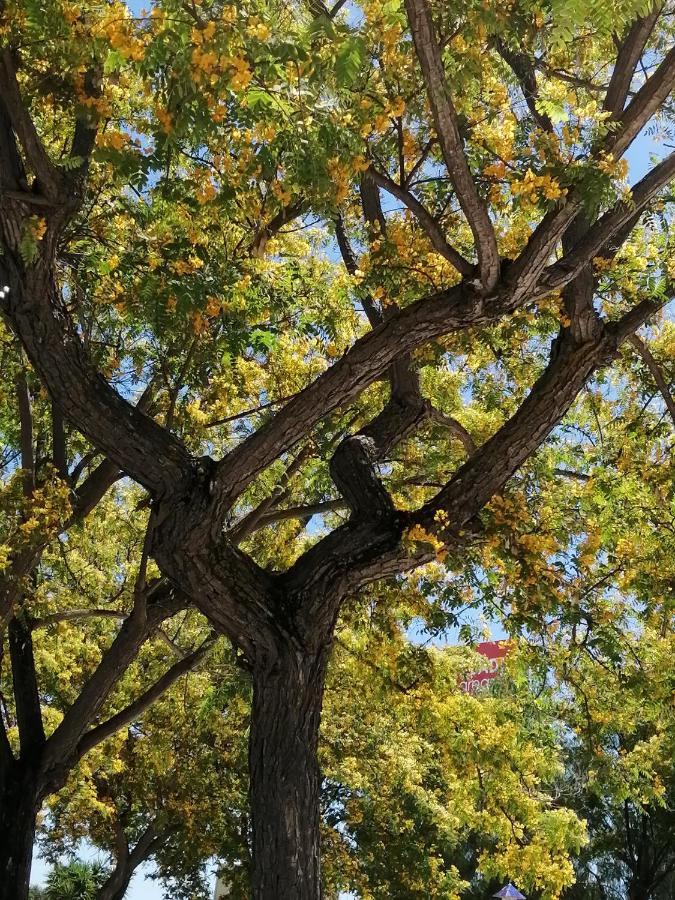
top-left (329, 434), bottom-right (395, 521)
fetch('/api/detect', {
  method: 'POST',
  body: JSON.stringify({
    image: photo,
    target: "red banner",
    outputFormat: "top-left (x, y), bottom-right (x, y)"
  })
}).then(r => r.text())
top-left (459, 641), bottom-right (510, 694)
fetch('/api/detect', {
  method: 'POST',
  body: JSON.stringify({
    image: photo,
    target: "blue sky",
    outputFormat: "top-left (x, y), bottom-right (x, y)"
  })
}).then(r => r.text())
top-left (31, 850), bottom-right (172, 899)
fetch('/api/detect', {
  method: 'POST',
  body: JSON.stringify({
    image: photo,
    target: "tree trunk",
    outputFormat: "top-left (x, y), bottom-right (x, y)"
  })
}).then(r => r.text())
top-left (0, 762), bottom-right (40, 900)
top-left (96, 866), bottom-right (134, 900)
top-left (628, 876), bottom-right (655, 900)
top-left (249, 644), bottom-right (328, 900)
top-left (96, 822), bottom-right (160, 900)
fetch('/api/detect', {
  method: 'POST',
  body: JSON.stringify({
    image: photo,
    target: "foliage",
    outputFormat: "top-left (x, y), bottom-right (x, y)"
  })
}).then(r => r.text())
top-left (43, 860), bottom-right (107, 900)
top-left (1, 0), bottom-right (675, 896)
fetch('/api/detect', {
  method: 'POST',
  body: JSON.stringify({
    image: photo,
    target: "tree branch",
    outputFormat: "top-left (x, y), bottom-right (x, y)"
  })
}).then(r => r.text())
top-left (334, 209), bottom-right (383, 327)
top-left (0, 89), bottom-right (27, 193)
top-left (493, 39), bottom-right (554, 132)
top-left (627, 332), bottom-right (675, 425)
top-left (404, 0), bottom-right (500, 290)
top-left (96, 819), bottom-right (163, 900)
top-left (51, 399), bottom-right (68, 479)
top-left (40, 580), bottom-right (186, 782)
top-left (15, 362), bottom-right (34, 496)
top-left (289, 290), bottom-right (669, 599)
top-left (544, 151), bottom-right (675, 290)
top-left (71, 459), bottom-right (121, 519)
top-left (70, 69), bottom-right (100, 165)
top-left (0, 271), bottom-right (195, 498)
top-left (8, 613), bottom-right (45, 757)
top-left (33, 608), bottom-right (127, 628)
top-left (418, 334), bottom-right (614, 534)
top-left (366, 167), bottom-right (474, 275)
top-left (604, 7), bottom-right (662, 117)
top-left (258, 499), bottom-right (347, 523)
top-left (507, 38), bottom-right (675, 298)
top-left (609, 42), bottom-right (675, 158)
top-left (75, 634), bottom-right (215, 762)
top-left (0, 49), bottom-right (62, 200)
top-left (249, 198), bottom-right (306, 258)
top-left (426, 405), bottom-right (476, 455)
top-left (230, 445), bottom-right (314, 542)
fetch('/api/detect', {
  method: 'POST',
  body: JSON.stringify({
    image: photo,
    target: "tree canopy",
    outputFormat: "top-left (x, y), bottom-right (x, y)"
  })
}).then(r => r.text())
top-left (1, 0), bottom-right (675, 897)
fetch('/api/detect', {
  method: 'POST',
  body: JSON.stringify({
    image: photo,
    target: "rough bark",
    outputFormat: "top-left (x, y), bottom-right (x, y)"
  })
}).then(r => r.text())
top-left (249, 644), bottom-right (328, 900)
top-left (0, 762), bottom-right (41, 900)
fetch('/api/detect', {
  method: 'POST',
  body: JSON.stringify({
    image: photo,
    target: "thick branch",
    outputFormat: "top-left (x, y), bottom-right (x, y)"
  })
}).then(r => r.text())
top-left (0, 90), bottom-right (27, 192)
top-left (335, 201), bottom-right (383, 329)
top-left (330, 177), bottom-right (472, 520)
top-left (40, 580), bottom-right (186, 782)
top-left (289, 292), bottom-right (667, 599)
top-left (96, 820), bottom-right (162, 900)
top-left (604, 7), bottom-right (662, 117)
top-left (404, 0), bottom-right (500, 290)
top-left (0, 50), bottom-right (61, 200)
top-left (507, 40), bottom-right (675, 298)
top-left (8, 613), bottom-right (45, 757)
top-left (427, 406), bottom-right (476, 455)
top-left (230, 446), bottom-right (313, 542)
top-left (494, 39), bottom-right (554, 132)
top-left (33, 608), bottom-right (127, 628)
top-left (609, 42), bottom-right (675, 158)
top-left (249, 199), bottom-right (306, 258)
top-left (560, 215), bottom-right (603, 345)
top-left (418, 333), bottom-right (614, 531)
top-left (51, 400), bottom-right (67, 479)
top-left (612, 295), bottom-right (667, 343)
top-left (360, 175), bottom-right (387, 238)
top-left (216, 139), bottom-right (673, 512)
top-left (544, 151), bottom-right (675, 290)
top-left (259, 499), bottom-right (347, 523)
top-left (214, 277), bottom-right (520, 506)
top-left (71, 459), bottom-right (121, 519)
top-left (15, 364), bottom-right (34, 495)
top-left (70, 69), bottom-right (100, 165)
top-left (0, 270), bottom-right (194, 498)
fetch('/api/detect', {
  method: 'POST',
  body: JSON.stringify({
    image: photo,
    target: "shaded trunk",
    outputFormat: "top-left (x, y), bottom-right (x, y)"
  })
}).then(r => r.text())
top-left (249, 645), bottom-right (328, 900)
top-left (0, 762), bottom-right (40, 900)
top-left (96, 823), bottom-right (161, 900)
top-left (96, 865), bottom-right (135, 900)
top-left (628, 872), bottom-right (658, 900)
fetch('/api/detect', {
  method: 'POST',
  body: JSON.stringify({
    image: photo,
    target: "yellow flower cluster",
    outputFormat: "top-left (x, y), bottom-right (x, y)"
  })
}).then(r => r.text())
top-left (271, 180), bottom-right (292, 205)
top-left (511, 169), bottom-right (566, 203)
top-left (247, 19), bottom-right (271, 42)
top-left (327, 157), bottom-right (350, 203)
top-left (227, 54), bottom-right (253, 91)
top-left (596, 151), bottom-right (629, 181)
top-left (96, 129), bottom-right (130, 151)
top-left (404, 524), bottom-right (447, 562)
top-left (195, 179), bottom-right (218, 205)
top-left (98, 4), bottom-right (146, 61)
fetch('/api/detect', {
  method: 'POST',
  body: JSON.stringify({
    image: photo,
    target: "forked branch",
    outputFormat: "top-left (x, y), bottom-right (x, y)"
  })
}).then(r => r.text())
top-left (404, 0), bottom-right (500, 290)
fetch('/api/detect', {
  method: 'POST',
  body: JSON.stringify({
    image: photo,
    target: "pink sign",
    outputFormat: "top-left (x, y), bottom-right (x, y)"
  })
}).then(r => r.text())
top-left (459, 641), bottom-right (510, 694)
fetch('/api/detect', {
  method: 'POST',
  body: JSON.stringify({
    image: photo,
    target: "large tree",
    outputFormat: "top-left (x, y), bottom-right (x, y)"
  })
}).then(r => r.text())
top-left (42, 596), bottom-right (590, 900)
top-left (1, 0), bottom-right (675, 896)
